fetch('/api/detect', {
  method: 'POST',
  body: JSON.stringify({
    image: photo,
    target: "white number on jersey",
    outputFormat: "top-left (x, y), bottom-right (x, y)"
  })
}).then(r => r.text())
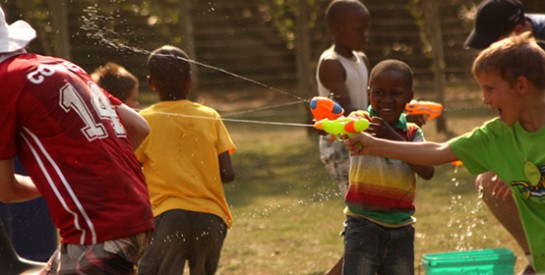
top-left (59, 82), bottom-right (126, 141)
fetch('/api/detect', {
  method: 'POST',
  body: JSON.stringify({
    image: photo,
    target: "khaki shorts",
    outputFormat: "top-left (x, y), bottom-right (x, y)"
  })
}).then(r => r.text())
top-left (41, 231), bottom-right (150, 275)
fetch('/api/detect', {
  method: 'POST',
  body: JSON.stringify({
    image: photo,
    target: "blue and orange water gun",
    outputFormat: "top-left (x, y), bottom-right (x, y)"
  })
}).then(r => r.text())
top-left (310, 96), bottom-right (370, 141)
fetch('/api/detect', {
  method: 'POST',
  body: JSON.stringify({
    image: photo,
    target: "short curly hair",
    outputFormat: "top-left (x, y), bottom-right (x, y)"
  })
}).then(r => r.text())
top-left (91, 62), bottom-right (138, 102)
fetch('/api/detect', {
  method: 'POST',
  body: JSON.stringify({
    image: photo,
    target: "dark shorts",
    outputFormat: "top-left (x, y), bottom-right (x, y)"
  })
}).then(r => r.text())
top-left (41, 231), bottom-right (150, 274)
top-left (343, 216), bottom-right (414, 275)
top-left (137, 209), bottom-right (227, 275)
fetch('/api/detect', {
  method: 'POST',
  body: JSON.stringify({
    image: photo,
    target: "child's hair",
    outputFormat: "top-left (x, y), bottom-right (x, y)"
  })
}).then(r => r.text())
top-left (91, 62), bottom-right (138, 102)
top-left (147, 45), bottom-right (191, 101)
top-left (326, 0), bottom-right (368, 28)
top-left (472, 32), bottom-right (545, 90)
top-left (370, 59), bottom-right (414, 89)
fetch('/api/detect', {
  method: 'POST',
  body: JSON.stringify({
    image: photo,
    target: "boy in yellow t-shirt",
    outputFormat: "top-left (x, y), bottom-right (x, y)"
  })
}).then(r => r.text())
top-left (136, 45), bottom-right (236, 275)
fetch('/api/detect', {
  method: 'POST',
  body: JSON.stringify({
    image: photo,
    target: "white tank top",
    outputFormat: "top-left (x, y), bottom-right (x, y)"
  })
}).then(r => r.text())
top-left (316, 46), bottom-right (369, 111)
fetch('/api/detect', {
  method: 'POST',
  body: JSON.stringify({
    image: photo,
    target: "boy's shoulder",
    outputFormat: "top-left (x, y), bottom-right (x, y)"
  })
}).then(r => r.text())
top-left (138, 100), bottom-right (216, 117)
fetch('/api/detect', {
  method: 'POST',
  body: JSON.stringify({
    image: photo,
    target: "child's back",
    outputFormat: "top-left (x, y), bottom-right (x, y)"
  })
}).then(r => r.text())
top-left (136, 45), bottom-right (235, 275)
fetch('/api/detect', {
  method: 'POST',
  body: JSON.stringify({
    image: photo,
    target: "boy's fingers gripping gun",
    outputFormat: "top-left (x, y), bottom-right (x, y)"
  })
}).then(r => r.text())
top-left (405, 100), bottom-right (443, 121)
top-left (310, 96), bottom-right (370, 141)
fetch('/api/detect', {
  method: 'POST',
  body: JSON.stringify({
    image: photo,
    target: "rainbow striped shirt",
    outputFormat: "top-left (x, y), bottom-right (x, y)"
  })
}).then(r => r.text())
top-left (344, 110), bottom-right (424, 228)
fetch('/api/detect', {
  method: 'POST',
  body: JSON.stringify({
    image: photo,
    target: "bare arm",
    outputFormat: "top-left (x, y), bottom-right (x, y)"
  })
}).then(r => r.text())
top-left (117, 103), bottom-right (150, 149)
top-left (365, 117), bottom-right (434, 180)
top-left (318, 59), bottom-right (357, 114)
top-left (344, 132), bottom-right (457, 166)
top-left (0, 159), bottom-right (42, 203)
top-left (218, 151), bottom-right (235, 183)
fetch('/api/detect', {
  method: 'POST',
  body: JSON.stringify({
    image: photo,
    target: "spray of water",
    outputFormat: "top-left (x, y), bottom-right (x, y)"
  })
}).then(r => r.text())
top-left (80, 4), bottom-right (308, 113)
top-left (446, 169), bottom-right (484, 251)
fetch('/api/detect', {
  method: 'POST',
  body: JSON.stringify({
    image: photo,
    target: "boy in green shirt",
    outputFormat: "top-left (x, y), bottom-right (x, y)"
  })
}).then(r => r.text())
top-left (344, 33), bottom-right (545, 274)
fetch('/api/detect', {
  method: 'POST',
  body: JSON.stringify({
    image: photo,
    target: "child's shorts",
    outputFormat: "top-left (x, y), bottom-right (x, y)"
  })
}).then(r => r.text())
top-left (41, 231), bottom-right (150, 274)
top-left (319, 136), bottom-right (350, 195)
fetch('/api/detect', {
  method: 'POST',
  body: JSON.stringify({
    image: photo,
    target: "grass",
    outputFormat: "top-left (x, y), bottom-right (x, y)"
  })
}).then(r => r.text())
top-left (140, 87), bottom-right (526, 274)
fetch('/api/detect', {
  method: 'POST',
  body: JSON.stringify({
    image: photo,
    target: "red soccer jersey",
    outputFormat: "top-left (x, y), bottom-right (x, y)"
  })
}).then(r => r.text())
top-left (0, 53), bottom-right (154, 244)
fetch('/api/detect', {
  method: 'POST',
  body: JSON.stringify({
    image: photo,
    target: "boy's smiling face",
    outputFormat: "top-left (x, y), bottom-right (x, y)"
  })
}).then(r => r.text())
top-left (335, 8), bottom-right (370, 53)
top-left (476, 72), bottom-right (522, 126)
top-left (368, 70), bottom-right (413, 125)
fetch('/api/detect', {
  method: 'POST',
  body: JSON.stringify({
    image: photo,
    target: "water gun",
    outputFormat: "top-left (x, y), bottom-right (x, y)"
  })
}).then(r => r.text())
top-left (405, 99), bottom-right (443, 121)
top-left (451, 160), bottom-right (463, 166)
top-left (314, 117), bottom-right (370, 140)
top-left (309, 96), bottom-right (344, 121)
top-left (310, 96), bottom-right (370, 140)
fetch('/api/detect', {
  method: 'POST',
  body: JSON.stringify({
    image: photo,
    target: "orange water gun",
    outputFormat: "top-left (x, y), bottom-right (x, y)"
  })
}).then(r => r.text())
top-left (405, 99), bottom-right (443, 121)
top-left (310, 96), bottom-right (370, 141)
top-left (309, 96), bottom-right (344, 121)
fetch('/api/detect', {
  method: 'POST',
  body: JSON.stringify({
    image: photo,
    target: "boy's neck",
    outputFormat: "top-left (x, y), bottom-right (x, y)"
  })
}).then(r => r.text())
top-left (159, 95), bottom-right (187, 101)
top-left (334, 45), bottom-right (357, 60)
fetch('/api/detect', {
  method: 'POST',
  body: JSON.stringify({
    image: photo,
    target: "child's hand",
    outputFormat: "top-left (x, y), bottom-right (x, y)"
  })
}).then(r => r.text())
top-left (366, 117), bottom-right (403, 141)
top-left (343, 132), bottom-right (374, 155)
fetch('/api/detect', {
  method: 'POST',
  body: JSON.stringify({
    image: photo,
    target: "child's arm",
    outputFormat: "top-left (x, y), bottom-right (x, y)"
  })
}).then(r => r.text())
top-left (0, 159), bottom-right (42, 203)
top-left (345, 132), bottom-right (457, 166)
top-left (366, 117), bottom-right (434, 179)
top-left (117, 103), bottom-right (150, 149)
top-left (318, 59), bottom-right (356, 114)
top-left (218, 151), bottom-right (235, 183)
top-left (409, 163), bottom-right (434, 180)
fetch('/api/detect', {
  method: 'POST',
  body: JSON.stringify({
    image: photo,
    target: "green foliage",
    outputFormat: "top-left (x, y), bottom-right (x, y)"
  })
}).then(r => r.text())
top-left (259, 0), bottom-right (322, 49)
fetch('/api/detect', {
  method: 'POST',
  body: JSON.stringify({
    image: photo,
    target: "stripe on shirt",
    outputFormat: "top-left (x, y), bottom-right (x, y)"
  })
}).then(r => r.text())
top-left (22, 127), bottom-right (97, 244)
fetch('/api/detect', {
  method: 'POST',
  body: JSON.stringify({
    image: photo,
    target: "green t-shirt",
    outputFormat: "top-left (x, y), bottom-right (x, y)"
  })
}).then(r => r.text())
top-left (449, 118), bottom-right (545, 272)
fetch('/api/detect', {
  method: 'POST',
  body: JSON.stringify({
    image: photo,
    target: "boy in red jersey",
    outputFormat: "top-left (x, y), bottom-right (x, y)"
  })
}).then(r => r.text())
top-left (0, 5), bottom-right (154, 274)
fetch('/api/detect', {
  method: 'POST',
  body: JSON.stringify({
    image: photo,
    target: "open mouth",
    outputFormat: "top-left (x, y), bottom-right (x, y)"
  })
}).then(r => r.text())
top-left (379, 107), bottom-right (395, 114)
top-left (496, 108), bottom-right (503, 120)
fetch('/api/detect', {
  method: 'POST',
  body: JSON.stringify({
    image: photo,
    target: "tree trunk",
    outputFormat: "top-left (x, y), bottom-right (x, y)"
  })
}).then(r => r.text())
top-left (422, 0), bottom-right (447, 134)
top-left (179, 0), bottom-right (199, 90)
top-left (46, 0), bottom-right (71, 60)
top-left (295, 0), bottom-right (317, 134)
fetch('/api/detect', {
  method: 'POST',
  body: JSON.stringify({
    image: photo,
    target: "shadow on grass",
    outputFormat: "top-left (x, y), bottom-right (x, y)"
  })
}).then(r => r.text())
top-left (225, 136), bottom-right (340, 208)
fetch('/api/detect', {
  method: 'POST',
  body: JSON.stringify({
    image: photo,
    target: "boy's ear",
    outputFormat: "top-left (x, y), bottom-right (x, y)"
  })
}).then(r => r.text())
top-left (407, 89), bottom-right (414, 103)
top-left (183, 73), bottom-right (193, 98)
top-left (516, 76), bottom-right (530, 96)
top-left (147, 75), bottom-right (156, 91)
top-left (331, 23), bottom-right (342, 37)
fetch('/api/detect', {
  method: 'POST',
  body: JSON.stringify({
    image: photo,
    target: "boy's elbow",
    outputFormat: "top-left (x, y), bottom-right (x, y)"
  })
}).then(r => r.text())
top-left (129, 123), bottom-right (150, 149)
top-left (421, 167), bottom-right (435, 180)
top-left (221, 170), bottom-right (235, 183)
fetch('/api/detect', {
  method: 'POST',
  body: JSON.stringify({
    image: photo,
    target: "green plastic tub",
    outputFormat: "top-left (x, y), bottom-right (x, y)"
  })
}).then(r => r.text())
top-left (422, 248), bottom-right (516, 275)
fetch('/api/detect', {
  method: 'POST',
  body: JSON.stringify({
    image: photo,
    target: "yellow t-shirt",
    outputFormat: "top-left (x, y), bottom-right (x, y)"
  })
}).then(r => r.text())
top-left (135, 100), bottom-right (236, 228)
